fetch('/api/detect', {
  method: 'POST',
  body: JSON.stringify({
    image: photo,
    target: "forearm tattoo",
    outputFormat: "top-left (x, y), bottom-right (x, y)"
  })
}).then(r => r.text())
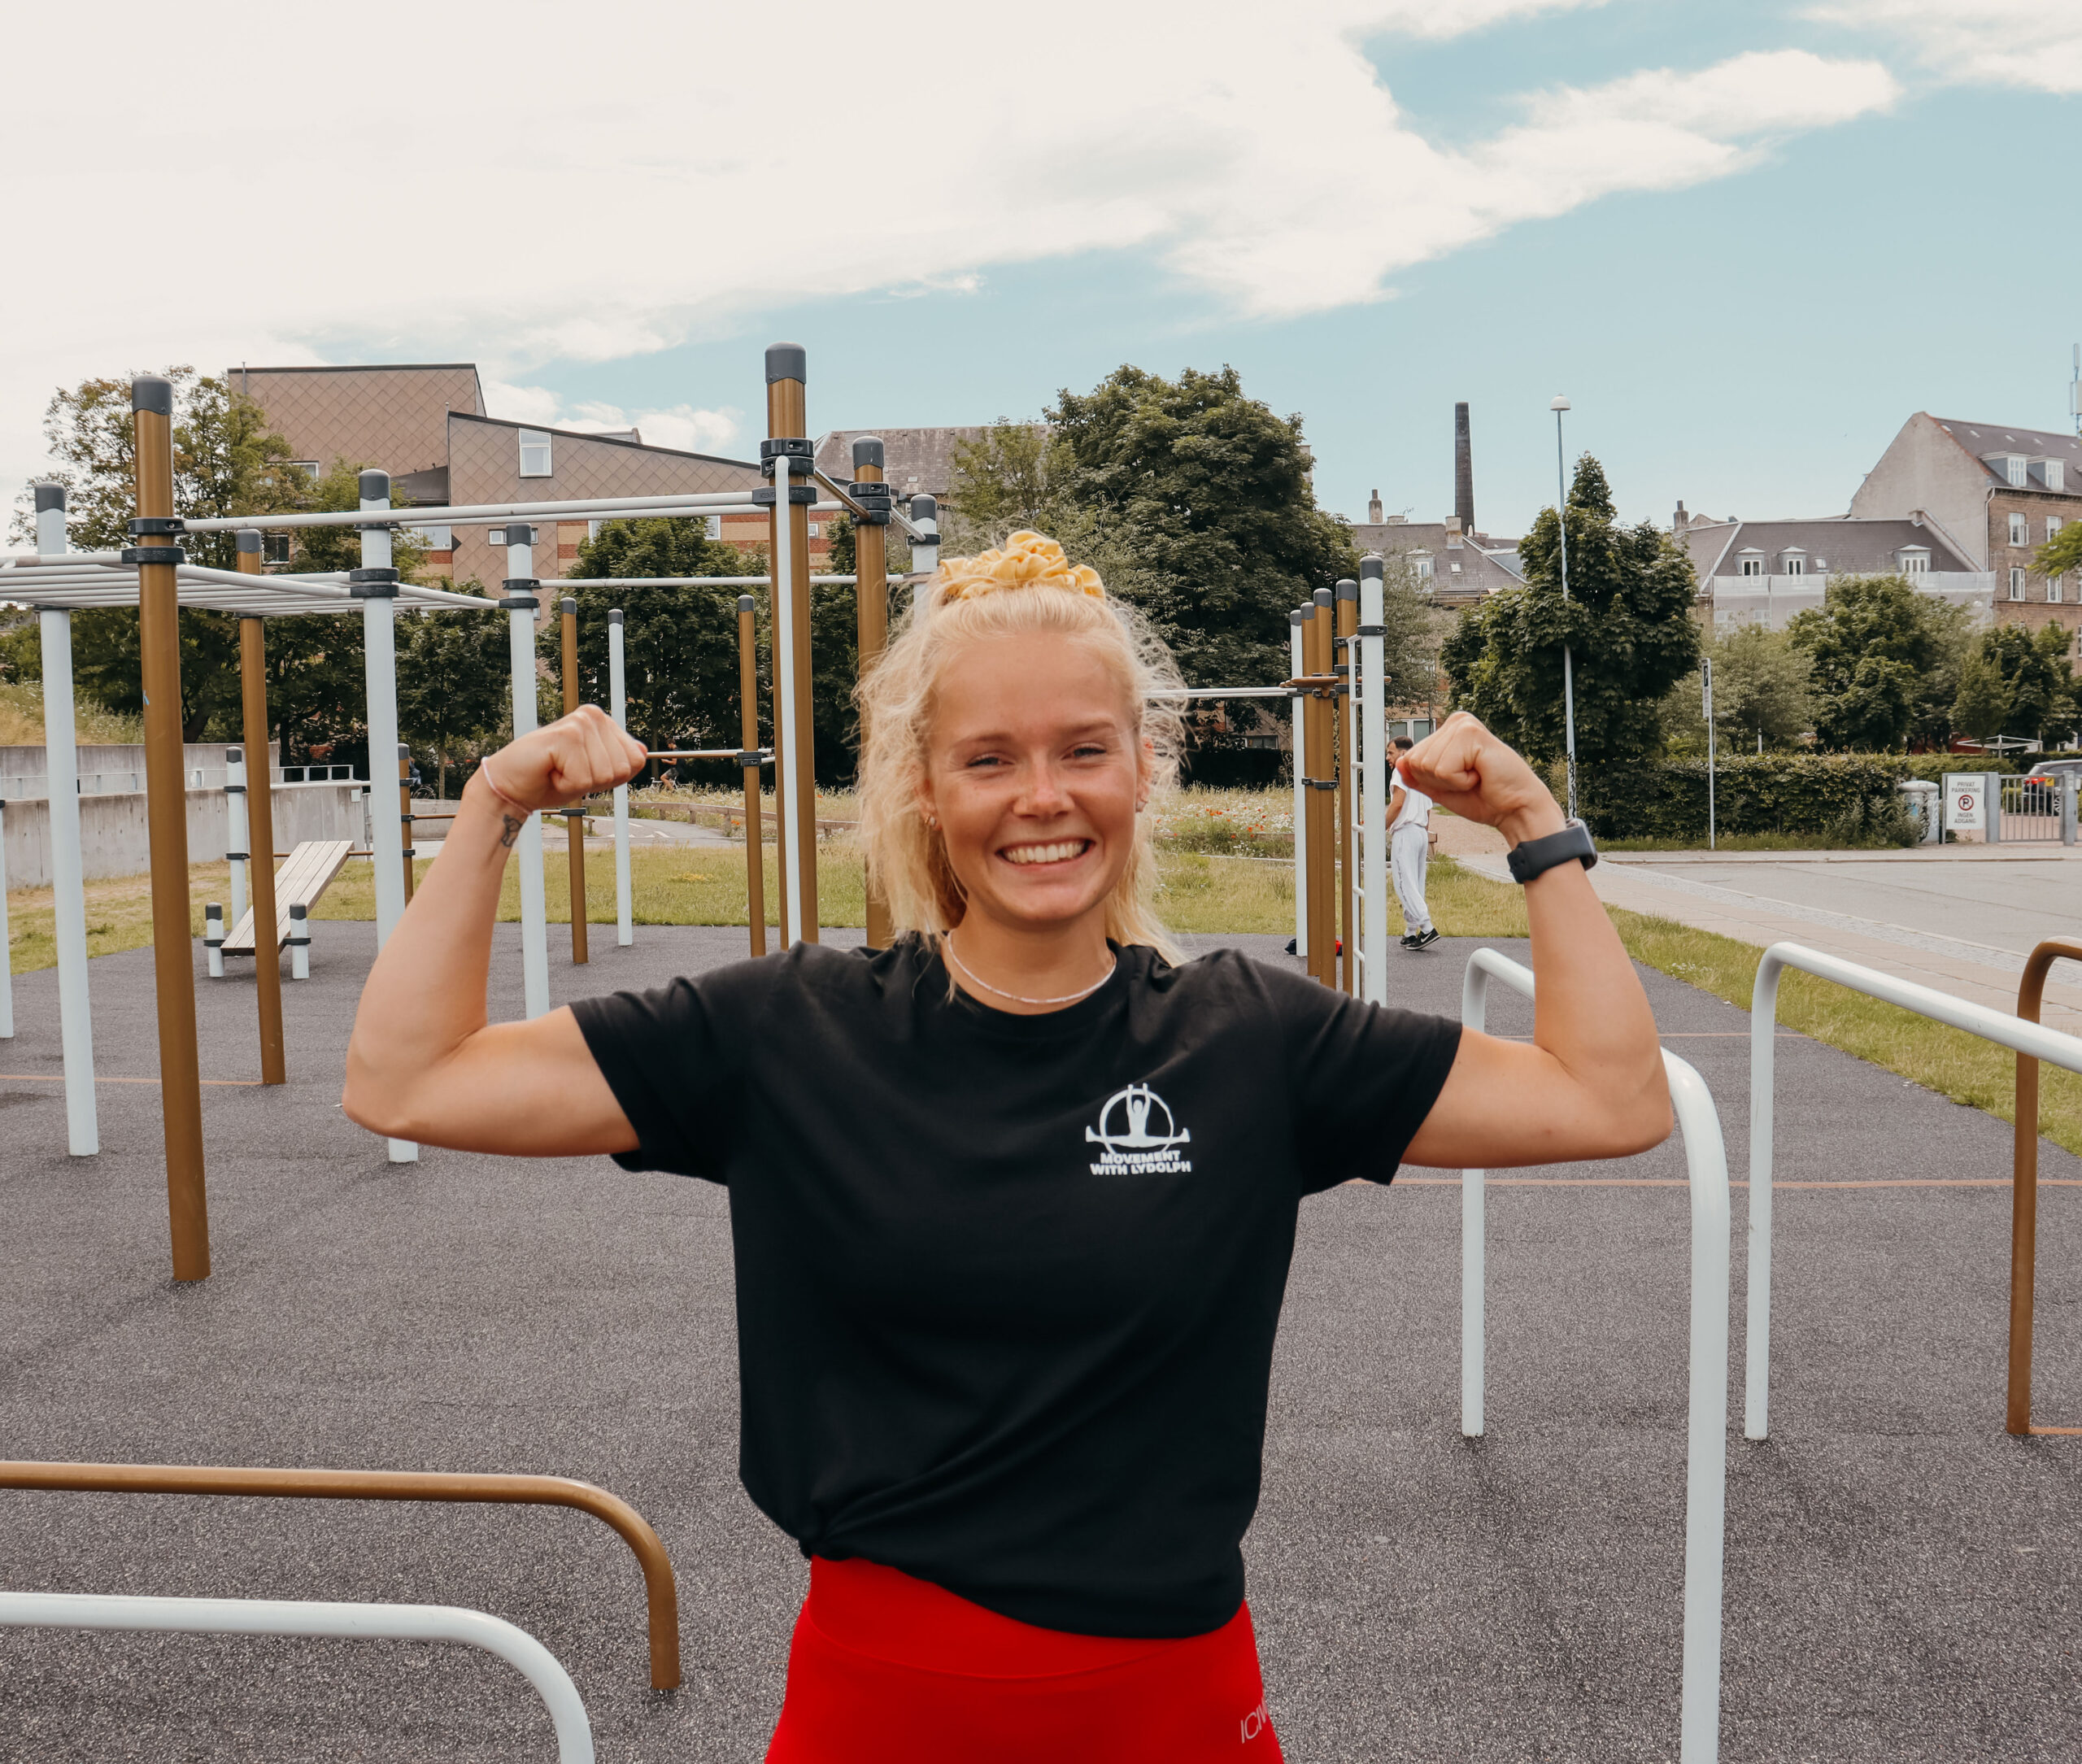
top-left (499, 813), bottom-right (524, 849)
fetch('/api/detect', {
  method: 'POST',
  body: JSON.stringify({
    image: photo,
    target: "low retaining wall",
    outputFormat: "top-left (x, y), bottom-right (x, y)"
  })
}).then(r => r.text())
top-left (0, 784), bottom-right (364, 891)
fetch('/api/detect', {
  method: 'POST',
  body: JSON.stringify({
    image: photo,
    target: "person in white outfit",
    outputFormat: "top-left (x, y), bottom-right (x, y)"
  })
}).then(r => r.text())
top-left (1387, 735), bottom-right (1437, 951)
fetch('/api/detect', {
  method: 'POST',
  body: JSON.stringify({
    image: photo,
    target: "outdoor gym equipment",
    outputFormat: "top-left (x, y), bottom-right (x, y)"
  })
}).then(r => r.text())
top-left (1457, 947), bottom-right (1731, 1764)
top-left (0, 1588), bottom-right (594, 1762)
top-left (0, 1457), bottom-right (680, 1689)
top-left (1744, 939), bottom-right (2082, 1440)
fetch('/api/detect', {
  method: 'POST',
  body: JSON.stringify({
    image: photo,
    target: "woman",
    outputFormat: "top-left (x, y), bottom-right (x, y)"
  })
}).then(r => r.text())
top-left (343, 532), bottom-right (1668, 1762)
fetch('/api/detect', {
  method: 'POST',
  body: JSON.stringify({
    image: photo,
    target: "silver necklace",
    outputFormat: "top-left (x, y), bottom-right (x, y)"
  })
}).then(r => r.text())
top-left (944, 937), bottom-right (1117, 1008)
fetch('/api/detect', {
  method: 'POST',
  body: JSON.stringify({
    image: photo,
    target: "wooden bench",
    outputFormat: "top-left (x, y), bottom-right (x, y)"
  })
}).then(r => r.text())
top-left (222, 840), bottom-right (354, 956)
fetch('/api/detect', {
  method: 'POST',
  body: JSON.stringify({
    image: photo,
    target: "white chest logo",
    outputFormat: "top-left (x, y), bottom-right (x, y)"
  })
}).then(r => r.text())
top-left (1085, 1083), bottom-right (1194, 1175)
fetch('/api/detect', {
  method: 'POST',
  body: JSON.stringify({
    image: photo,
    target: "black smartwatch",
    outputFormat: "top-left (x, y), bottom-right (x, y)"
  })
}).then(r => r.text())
top-left (1505, 817), bottom-right (1598, 884)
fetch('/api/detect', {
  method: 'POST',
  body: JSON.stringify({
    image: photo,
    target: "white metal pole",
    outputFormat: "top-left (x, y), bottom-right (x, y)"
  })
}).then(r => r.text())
top-left (36, 482), bottom-right (96, 1156)
top-left (203, 903), bottom-right (224, 979)
top-left (502, 529), bottom-right (551, 1019)
top-left (1289, 608), bottom-right (1309, 957)
top-left (908, 494), bottom-right (939, 597)
top-left (1459, 957), bottom-right (1489, 1437)
top-left (771, 455), bottom-right (807, 944)
top-left (289, 903), bottom-right (310, 981)
top-left (225, 746), bottom-right (250, 931)
top-left (0, 799), bottom-right (11, 1036)
top-left (1359, 558), bottom-right (1387, 1004)
top-left (356, 472), bottom-right (415, 1165)
top-left (608, 609), bottom-right (632, 947)
top-left (1703, 658), bottom-right (1715, 852)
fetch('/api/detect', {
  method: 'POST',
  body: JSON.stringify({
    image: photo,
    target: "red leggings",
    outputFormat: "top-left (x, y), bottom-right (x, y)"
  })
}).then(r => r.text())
top-left (764, 1557), bottom-right (1283, 1763)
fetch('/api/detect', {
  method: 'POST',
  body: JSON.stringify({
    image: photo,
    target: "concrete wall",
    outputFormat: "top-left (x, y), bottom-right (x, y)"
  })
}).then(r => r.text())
top-left (1849, 415), bottom-right (1995, 570)
top-left (0, 743), bottom-right (284, 799)
top-left (0, 783), bottom-right (363, 891)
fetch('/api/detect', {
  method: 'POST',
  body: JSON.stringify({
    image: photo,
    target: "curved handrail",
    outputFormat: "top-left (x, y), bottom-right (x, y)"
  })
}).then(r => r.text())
top-left (1746, 940), bottom-right (2082, 1443)
top-left (0, 1461), bottom-right (679, 1690)
top-left (0, 1588), bottom-right (593, 1762)
top-left (1458, 947), bottom-right (1731, 1764)
top-left (2012, 939), bottom-right (2082, 1435)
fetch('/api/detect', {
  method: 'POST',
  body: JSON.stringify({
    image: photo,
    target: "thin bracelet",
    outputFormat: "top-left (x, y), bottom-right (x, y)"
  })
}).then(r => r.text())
top-left (477, 755), bottom-right (531, 817)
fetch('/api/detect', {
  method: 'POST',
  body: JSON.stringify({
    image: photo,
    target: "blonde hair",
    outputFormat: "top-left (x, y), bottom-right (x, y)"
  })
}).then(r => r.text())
top-left (856, 531), bottom-right (1186, 961)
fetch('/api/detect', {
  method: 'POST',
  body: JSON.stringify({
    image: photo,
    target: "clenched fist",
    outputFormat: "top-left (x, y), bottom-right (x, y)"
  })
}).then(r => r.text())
top-left (473, 705), bottom-right (648, 816)
top-left (1396, 712), bottom-right (1568, 849)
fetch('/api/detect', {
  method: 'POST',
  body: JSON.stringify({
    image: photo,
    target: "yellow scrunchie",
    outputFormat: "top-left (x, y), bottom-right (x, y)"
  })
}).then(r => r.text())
top-left (934, 530), bottom-right (1105, 603)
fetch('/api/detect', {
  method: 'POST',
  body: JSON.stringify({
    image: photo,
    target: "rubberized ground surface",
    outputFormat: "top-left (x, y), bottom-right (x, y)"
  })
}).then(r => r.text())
top-left (2, 925), bottom-right (2078, 1761)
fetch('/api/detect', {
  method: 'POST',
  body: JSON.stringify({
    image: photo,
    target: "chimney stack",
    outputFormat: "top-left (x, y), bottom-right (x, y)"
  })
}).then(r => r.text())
top-left (1453, 402), bottom-right (1474, 536)
top-left (1368, 487), bottom-right (1383, 525)
top-left (1674, 499), bottom-right (1688, 534)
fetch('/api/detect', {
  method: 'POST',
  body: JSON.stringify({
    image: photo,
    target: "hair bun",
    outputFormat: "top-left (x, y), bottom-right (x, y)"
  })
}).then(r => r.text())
top-left (934, 530), bottom-right (1105, 603)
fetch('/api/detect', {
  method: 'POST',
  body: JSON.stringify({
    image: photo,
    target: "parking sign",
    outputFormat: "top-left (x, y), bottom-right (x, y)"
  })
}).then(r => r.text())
top-left (1942, 773), bottom-right (1984, 833)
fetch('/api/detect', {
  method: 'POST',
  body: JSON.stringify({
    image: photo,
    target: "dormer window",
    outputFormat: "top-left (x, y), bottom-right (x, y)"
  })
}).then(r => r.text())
top-left (1898, 547), bottom-right (1931, 576)
top-left (1738, 551), bottom-right (1764, 577)
top-left (1781, 551), bottom-right (1806, 577)
top-left (2032, 459), bottom-right (2067, 492)
top-left (1413, 552), bottom-right (1433, 580)
top-left (1988, 453), bottom-right (2028, 487)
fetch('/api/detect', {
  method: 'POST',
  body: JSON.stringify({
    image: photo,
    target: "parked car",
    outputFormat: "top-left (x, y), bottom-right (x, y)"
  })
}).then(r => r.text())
top-left (2021, 758), bottom-right (2082, 788)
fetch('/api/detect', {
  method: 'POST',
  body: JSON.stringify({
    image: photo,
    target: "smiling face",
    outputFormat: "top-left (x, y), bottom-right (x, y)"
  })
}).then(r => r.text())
top-left (920, 629), bottom-right (1148, 938)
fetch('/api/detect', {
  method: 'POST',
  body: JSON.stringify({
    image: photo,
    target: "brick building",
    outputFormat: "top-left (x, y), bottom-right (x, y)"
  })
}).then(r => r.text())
top-left (1848, 413), bottom-right (2082, 651)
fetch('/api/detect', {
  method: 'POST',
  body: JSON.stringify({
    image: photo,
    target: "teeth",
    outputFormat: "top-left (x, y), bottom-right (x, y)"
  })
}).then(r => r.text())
top-left (1003, 840), bottom-right (1087, 865)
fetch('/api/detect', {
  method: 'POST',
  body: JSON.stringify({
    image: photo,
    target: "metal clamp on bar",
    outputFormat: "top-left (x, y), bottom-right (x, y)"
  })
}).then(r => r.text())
top-left (738, 750), bottom-right (772, 768)
top-left (847, 482), bottom-right (894, 524)
top-left (120, 545), bottom-right (185, 565)
top-left (760, 437), bottom-right (815, 476)
top-left (127, 516), bottom-right (185, 536)
top-left (751, 483), bottom-right (818, 506)
top-left (499, 577), bottom-right (541, 611)
top-left (1305, 777), bottom-right (1338, 791)
top-left (224, 850), bottom-right (249, 863)
top-left (1355, 624), bottom-right (1387, 638)
top-left (348, 567), bottom-right (401, 599)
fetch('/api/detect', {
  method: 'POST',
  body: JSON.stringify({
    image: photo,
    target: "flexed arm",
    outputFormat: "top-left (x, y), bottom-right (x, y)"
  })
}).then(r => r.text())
top-left (342, 708), bottom-right (647, 1156)
top-left (1400, 713), bottom-right (1670, 1168)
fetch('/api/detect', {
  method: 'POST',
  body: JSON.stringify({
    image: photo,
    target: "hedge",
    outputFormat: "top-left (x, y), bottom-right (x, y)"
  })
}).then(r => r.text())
top-left (1180, 748), bottom-right (1286, 788)
top-left (1572, 755), bottom-right (1936, 842)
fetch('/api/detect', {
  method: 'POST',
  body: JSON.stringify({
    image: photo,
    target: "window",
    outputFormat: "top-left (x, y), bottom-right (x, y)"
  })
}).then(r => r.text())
top-left (705, 516), bottom-right (722, 539)
top-left (263, 533), bottom-right (290, 565)
top-left (1413, 553), bottom-right (1433, 580)
top-left (1900, 550), bottom-right (1930, 575)
top-left (405, 524), bottom-right (451, 551)
top-left (2010, 567), bottom-right (2028, 600)
top-left (2032, 460), bottom-right (2067, 492)
top-left (808, 522), bottom-right (820, 538)
top-left (518, 430), bottom-right (553, 477)
top-left (2007, 456), bottom-right (2028, 487)
top-left (287, 460), bottom-right (319, 479)
top-left (1783, 555), bottom-right (1805, 577)
top-left (2050, 576), bottom-right (2065, 603)
top-left (2010, 512), bottom-right (2030, 547)
top-left (1739, 555), bottom-right (1764, 577)
top-left (2050, 516), bottom-right (2066, 543)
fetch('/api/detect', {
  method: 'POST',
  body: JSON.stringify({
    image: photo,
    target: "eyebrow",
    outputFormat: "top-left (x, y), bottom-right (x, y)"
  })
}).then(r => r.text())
top-left (951, 719), bottom-right (1125, 747)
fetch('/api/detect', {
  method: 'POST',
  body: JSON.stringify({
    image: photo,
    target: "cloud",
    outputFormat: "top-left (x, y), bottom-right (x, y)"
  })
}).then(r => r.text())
top-left (479, 383), bottom-right (744, 456)
top-left (1, 1), bottom-right (1893, 492)
top-left (1807, 1), bottom-right (2082, 92)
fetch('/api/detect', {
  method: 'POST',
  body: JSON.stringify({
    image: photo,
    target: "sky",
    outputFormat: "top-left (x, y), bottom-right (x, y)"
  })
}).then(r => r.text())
top-left (6, 0), bottom-right (2080, 540)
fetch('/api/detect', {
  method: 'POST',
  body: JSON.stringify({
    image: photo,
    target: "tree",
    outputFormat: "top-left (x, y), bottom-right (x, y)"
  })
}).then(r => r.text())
top-left (551, 517), bottom-right (761, 775)
top-left (1787, 575), bottom-right (1969, 751)
top-left (396, 608), bottom-right (513, 799)
top-left (1039, 366), bottom-right (1359, 688)
top-left (1661, 622), bottom-right (1815, 754)
top-left (1961, 624), bottom-right (2079, 746)
top-left (944, 422), bottom-right (1057, 542)
top-left (1949, 645), bottom-right (2011, 745)
top-left (2036, 521), bottom-right (2082, 585)
top-left (1440, 454), bottom-right (1701, 762)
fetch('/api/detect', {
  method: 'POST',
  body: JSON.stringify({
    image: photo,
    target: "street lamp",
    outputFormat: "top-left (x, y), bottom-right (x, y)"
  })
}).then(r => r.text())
top-left (1551, 394), bottom-right (1578, 820)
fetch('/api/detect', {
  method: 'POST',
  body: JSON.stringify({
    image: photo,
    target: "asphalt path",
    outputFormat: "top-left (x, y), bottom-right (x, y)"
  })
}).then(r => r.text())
top-left (1, 926), bottom-right (2076, 1761)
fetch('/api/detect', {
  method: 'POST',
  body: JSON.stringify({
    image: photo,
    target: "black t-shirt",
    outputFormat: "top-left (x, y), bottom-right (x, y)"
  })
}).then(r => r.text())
top-left (571, 939), bottom-right (1460, 1638)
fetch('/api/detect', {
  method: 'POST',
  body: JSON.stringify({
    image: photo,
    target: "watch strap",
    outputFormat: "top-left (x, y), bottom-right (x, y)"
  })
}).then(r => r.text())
top-left (1505, 817), bottom-right (1598, 884)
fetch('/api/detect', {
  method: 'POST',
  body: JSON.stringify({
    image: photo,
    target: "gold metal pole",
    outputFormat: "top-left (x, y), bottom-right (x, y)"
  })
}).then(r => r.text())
top-left (0, 1458), bottom-right (682, 1691)
top-left (852, 437), bottom-right (893, 949)
top-left (2010, 939), bottom-right (2082, 1436)
top-left (234, 535), bottom-right (284, 1087)
top-left (560, 598), bottom-right (587, 965)
top-left (130, 377), bottom-right (209, 1281)
top-left (766, 346), bottom-right (819, 941)
top-left (738, 595), bottom-right (767, 957)
top-left (1336, 579), bottom-right (1358, 994)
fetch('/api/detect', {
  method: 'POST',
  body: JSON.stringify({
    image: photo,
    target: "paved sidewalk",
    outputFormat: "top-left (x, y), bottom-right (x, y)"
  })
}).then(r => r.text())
top-left (1436, 817), bottom-right (2082, 1031)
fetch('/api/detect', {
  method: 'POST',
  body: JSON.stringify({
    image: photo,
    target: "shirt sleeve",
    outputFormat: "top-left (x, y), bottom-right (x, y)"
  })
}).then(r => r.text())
top-left (1265, 965), bottom-right (1462, 1194)
top-left (568, 958), bottom-right (774, 1181)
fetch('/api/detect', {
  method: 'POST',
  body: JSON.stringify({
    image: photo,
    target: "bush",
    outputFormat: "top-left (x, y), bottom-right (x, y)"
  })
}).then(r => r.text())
top-left (1573, 755), bottom-right (1939, 843)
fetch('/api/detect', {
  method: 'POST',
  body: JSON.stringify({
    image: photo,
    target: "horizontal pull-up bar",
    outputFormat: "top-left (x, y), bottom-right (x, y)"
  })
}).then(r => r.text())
top-left (0, 1457), bottom-right (681, 1691)
top-left (556, 574), bottom-right (931, 589)
top-left (1152, 686), bottom-right (1300, 700)
top-left (178, 489), bottom-right (777, 534)
top-left (644, 748), bottom-right (773, 764)
top-left (0, 1589), bottom-right (595, 1763)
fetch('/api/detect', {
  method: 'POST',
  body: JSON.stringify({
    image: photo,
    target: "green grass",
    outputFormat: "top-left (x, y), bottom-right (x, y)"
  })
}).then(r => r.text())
top-left (1601, 831), bottom-right (1914, 854)
top-left (0, 682), bottom-right (145, 747)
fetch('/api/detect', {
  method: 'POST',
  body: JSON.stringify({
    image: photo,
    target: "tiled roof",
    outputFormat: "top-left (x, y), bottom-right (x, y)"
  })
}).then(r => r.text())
top-left (1351, 520), bottom-right (1522, 601)
top-left (1932, 417), bottom-right (2082, 484)
top-left (1682, 515), bottom-right (1979, 579)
